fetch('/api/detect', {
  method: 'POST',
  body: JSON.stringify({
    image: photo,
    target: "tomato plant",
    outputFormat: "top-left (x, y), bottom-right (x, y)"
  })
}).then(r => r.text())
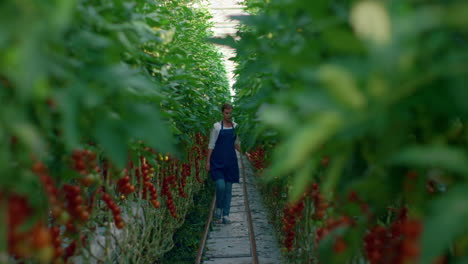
top-left (0, 0), bottom-right (230, 263)
top-left (229, 0), bottom-right (468, 263)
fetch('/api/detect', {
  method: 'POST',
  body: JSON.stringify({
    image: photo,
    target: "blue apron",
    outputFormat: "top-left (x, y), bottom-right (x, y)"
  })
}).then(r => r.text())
top-left (210, 121), bottom-right (240, 183)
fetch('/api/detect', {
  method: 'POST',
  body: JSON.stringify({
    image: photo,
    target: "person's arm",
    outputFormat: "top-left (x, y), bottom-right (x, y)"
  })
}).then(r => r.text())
top-left (235, 143), bottom-right (241, 153)
top-left (206, 149), bottom-right (213, 171)
top-left (234, 125), bottom-right (242, 153)
top-left (206, 124), bottom-right (218, 171)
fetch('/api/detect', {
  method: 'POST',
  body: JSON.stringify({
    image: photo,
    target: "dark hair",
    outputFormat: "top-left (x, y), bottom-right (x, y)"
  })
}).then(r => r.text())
top-left (221, 103), bottom-right (233, 112)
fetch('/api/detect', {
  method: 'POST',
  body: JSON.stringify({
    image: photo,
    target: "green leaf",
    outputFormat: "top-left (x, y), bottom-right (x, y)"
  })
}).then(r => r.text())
top-left (322, 28), bottom-right (364, 54)
top-left (322, 151), bottom-right (349, 200)
top-left (208, 35), bottom-right (237, 48)
top-left (51, 0), bottom-right (76, 32)
top-left (389, 145), bottom-right (468, 175)
top-left (13, 122), bottom-right (46, 156)
top-left (288, 158), bottom-right (317, 202)
top-left (455, 258), bottom-right (468, 264)
top-left (317, 64), bottom-right (367, 111)
top-left (420, 184), bottom-right (468, 264)
top-left (58, 89), bottom-right (79, 150)
top-left (257, 103), bottom-right (296, 133)
top-left (444, 3), bottom-right (468, 27)
top-left (95, 113), bottom-right (128, 169)
top-left (266, 112), bottom-right (343, 179)
top-left (122, 104), bottom-right (176, 155)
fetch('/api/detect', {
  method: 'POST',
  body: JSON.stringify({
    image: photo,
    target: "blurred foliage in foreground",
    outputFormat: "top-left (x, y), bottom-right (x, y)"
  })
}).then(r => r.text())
top-left (0, 0), bottom-right (230, 262)
top-left (226, 0), bottom-right (468, 263)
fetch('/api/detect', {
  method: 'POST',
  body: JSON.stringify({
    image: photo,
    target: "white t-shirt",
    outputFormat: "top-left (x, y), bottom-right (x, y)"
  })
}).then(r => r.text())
top-left (208, 121), bottom-right (240, 150)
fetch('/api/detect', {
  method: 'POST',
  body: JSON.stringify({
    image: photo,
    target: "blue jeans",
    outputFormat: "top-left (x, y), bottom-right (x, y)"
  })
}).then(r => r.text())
top-left (215, 179), bottom-right (232, 217)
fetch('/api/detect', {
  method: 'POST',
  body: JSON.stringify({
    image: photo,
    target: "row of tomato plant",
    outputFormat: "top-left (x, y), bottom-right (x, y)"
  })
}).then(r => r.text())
top-left (1, 0), bottom-right (230, 263)
top-left (236, 0), bottom-right (468, 263)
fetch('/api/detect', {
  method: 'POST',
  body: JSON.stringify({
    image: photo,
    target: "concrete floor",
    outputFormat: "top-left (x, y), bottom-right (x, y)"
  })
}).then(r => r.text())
top-left (202, 155), bottom-right (284, 264)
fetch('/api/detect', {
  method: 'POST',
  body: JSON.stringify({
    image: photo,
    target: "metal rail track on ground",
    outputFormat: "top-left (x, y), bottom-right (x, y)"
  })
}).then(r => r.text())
top-left (196, 154), bottom-right (259, 264)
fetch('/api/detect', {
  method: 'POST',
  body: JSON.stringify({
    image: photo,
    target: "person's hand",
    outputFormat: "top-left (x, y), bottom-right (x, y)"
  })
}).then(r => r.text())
top-left (205, 162), bottom-right (210, 172)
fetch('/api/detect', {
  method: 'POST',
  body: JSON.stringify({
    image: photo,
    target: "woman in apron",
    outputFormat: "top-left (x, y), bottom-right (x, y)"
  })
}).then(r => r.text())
top-left (206, 103), bottom-right (240, 224)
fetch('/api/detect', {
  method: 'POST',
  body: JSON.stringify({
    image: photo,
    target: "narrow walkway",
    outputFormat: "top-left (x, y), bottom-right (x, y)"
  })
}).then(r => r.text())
top-left (243, 159), bottom-right (284, 263)
top-left (202, 155), bottom-right (284, 264)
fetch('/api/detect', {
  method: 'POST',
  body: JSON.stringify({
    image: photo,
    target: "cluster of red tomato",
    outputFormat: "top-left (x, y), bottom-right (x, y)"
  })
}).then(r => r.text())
top-left (249, 144), bottom-right (450, 263)
top-left (309, 182), bottom-right (352, 254)
top-left (7, 150), bottom-right (112, 263)
top-left (146, 180), bottom-right (161, 209)
top-left (49, 226), bottom-right (62, 262)
top-left (364, 208), bottom-right (423, 264)
top-left (6, 137), bottom-right (210, 263)
top-left (195, 132), bottom-right (208, 157)
top-left (315, 216), bottom-right (353, 252)
top-left (72, 150), bottom-right (97, 174)
top-left (161, 166), bottom-right (178, 218)
top-left (8, 158), bottom-right (96, 263)
top-left (281, 198), bottom-right (305, 251)
top-left (192, 145), bottom-right (203, 183)
top-left (117, 174), bottom-right (136, 196)
top-left (141, 159), bottom-right (161, 208)
top-left (63, 184), bottom-right (89, 223)
top-left (72, 150), bottom-right (100, 187)
top-left (179, 162), bottom-right (191, 198)
top-left (101, 193), bottom-right (124, 229)
top-left (246, 145), bottom-right (265, 171)
top-left (34, 163), bottom-right (68, 225)
top-left (7, 195), bottom-right (52, 262)
top-left (310, 183), bottom-right (328, 220)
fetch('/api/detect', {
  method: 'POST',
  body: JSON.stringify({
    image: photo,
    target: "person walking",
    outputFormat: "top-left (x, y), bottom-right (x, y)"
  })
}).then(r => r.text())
top-left (206, 103), bottom-right (241, 224)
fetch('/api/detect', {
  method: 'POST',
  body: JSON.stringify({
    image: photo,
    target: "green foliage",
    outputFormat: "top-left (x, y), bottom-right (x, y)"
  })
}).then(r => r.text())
top-left (160, 180), bottom-right (214, 263)
top-left (1, 0), bottom-right (230, 262)
top-left (421, 185), bottom-right (468, 263)
top-left (231, 0), bottom-right (468, 262)
top-left (0, 0), bottom-right (229, 189)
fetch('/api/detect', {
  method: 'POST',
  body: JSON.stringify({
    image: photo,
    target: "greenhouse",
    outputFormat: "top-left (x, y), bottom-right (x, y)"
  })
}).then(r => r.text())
top-left (1, 0), bottom-right (467, 263)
